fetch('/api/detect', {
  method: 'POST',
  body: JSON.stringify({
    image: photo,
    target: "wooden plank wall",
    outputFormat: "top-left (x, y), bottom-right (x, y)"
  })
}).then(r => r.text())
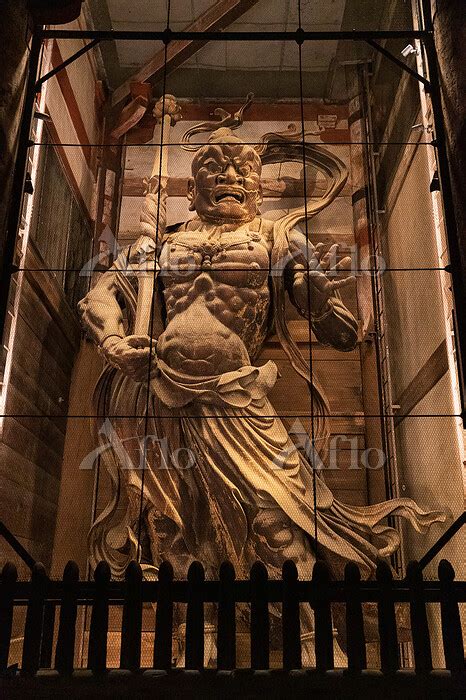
top-left (0, 18), bottom-right (103, 575)
top-left (0, 243), bottom-right (81, 574)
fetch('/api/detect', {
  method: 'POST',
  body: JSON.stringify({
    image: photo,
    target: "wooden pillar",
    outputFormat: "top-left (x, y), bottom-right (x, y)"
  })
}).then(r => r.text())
top-left (347, 70), bottom-right (387, 506)
top-left (92, 114), bottom-right (125, 268)
top-left (432, 0), bottom-right (466, 274)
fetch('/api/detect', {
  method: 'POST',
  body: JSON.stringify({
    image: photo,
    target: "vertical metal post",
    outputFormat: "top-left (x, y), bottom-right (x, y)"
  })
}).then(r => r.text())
top-left (358, 63), bottom-right (405, 575)
top-left (0, 27), bottom-right (43, 343)
top-left (421, 4), bottom-right (466, 419)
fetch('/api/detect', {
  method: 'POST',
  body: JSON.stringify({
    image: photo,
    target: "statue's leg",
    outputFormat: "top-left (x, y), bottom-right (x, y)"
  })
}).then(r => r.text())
top-left (245, 506), bottom-right (316, 662)
top-left (148, 522), bottom-right (218, 668)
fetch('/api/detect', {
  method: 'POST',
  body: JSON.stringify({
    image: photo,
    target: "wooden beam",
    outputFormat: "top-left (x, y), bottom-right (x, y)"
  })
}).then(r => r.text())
top-left (110, 95), bottom-right (149, 139)
top-left (122, 175), bottom-right (352, 199)
top-left (125, 102), bottom-right (350, 144)
top-left (394, 339), bottom-right (450, 426)
top-left (111, 0), bottom-right (261, 107)
top-left (110, 83), bottom-right (152, 139)
top-left (128, 123), bottom-right (350, 146)
top-left (50, 41), bottom-right (94, 172)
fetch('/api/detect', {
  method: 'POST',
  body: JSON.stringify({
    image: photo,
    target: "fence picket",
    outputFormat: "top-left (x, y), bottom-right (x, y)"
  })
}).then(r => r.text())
top-left (21, 562), bottom-right (47, 676)
top-left (250, 561), bottom-right (269, 670)
top-left (120, 561), bottom-right (143, 671)
top-left (0, 562), bottom-right (17, 672)
top-left (344, 562), bottom-right (366, 672)
top-left (88, 561), bottom-right (110, 674)
top-left (55, 560), bottom-right (79, 674)
top-left (376, 561), bottom-right (399, 674)
top-left (406, 561), bottom-right (432, 674)
top-left (313, 561), bottom-right (334, 671)
top-left (153, 560), bottom-right (174, 670)
top-left (282, 559), bottom-right (301, 670)
top-left (217, 561), bottom-right (236, 670)
top-left (39, 601), bottom-right (55, 669)
top-left (185, 561), bottom-right (205, 670)
top-left (438, 559), bottom-right (464, 673)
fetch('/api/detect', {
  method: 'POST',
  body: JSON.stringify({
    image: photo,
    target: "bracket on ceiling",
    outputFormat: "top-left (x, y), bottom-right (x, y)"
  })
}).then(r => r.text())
top-left (365, 38), bottom-right (431, 92)
top-left (35, 37), bottom-right (101, 92)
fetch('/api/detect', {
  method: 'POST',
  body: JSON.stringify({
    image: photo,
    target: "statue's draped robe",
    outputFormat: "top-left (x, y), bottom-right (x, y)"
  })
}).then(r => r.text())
top-left (84, 220), bottom-right (444, 585)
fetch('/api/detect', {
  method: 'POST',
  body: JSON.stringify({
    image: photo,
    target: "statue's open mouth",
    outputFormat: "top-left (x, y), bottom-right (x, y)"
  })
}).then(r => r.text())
top-left (214, 188), bottom-right (245, 204)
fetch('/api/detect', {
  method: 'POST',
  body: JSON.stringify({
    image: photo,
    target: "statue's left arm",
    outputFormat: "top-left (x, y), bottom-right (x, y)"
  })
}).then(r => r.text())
top-left (285, 229), bottom-right (358, 351)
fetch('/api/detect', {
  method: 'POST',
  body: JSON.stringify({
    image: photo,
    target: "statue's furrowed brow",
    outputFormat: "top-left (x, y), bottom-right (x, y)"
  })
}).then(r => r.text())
top-left (202, 157), bottom-right (226, 167)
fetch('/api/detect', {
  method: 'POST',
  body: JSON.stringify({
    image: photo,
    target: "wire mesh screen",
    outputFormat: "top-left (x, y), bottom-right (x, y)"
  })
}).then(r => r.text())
top-left (0, 0), bottom-right (465, 673)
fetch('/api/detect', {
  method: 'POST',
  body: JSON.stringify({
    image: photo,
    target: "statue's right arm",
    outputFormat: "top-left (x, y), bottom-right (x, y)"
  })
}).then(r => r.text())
top-left (78, 272), bottom-right (125, 348)
top-left (78, 267), bottom-right (155, 382)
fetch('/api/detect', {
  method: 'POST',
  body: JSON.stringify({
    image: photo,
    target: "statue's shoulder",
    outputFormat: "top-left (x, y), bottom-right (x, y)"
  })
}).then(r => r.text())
top-left (161, 220), bottom-right (189, 245)
top-left (257, 217), bottom-right (275, 247)
top-left (166, 221), bottom-right (186, 234)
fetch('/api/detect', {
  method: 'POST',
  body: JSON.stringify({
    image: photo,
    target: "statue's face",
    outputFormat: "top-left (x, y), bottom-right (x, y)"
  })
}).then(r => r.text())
top-left (188, 142), bottom-right (262, 223)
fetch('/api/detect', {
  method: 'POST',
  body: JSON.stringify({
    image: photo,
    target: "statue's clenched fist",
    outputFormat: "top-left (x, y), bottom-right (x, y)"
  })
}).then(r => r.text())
top-left (101, 334), bottom-right (158, 382)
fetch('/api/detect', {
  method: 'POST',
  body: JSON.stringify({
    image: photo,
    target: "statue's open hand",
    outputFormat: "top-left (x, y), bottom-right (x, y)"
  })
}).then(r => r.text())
top-left (101, 334), bottom-right (158, 382)
top-left (293, 243), bottom-right (356, 316)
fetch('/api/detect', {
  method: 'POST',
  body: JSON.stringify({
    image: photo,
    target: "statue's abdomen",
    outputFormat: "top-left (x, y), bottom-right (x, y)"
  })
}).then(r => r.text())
top-left (158, 232), bottom-right (272, 373)
top-left (159, 270), bottom-right (270, 375)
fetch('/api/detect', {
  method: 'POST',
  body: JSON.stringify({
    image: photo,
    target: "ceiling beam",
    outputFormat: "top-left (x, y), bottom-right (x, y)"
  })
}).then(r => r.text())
top-left (111, 0), bottom-right (261, 107)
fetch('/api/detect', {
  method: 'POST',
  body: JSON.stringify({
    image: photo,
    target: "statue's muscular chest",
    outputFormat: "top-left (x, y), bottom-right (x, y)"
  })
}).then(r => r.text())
top-left (158, 224), bottom-right (272, 360)
top-left (159, 226), bottom-right (270, 284)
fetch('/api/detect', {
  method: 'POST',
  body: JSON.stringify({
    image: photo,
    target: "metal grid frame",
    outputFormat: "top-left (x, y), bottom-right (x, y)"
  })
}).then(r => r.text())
top-left (0, 1), bottom-right (465, 600)
top-left (0, 0), bottom-right (464, 422)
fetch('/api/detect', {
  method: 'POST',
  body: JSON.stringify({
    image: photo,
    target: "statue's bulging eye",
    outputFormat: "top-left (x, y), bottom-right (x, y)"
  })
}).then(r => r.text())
top-left (205, 160), bottom-right (222, 174)
top-left (239, 163), bottom-right (252, 176)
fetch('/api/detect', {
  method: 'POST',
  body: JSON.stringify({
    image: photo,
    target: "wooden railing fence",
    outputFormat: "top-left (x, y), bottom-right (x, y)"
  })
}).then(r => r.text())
top-left (0, 557), bottom-right (465, 692)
